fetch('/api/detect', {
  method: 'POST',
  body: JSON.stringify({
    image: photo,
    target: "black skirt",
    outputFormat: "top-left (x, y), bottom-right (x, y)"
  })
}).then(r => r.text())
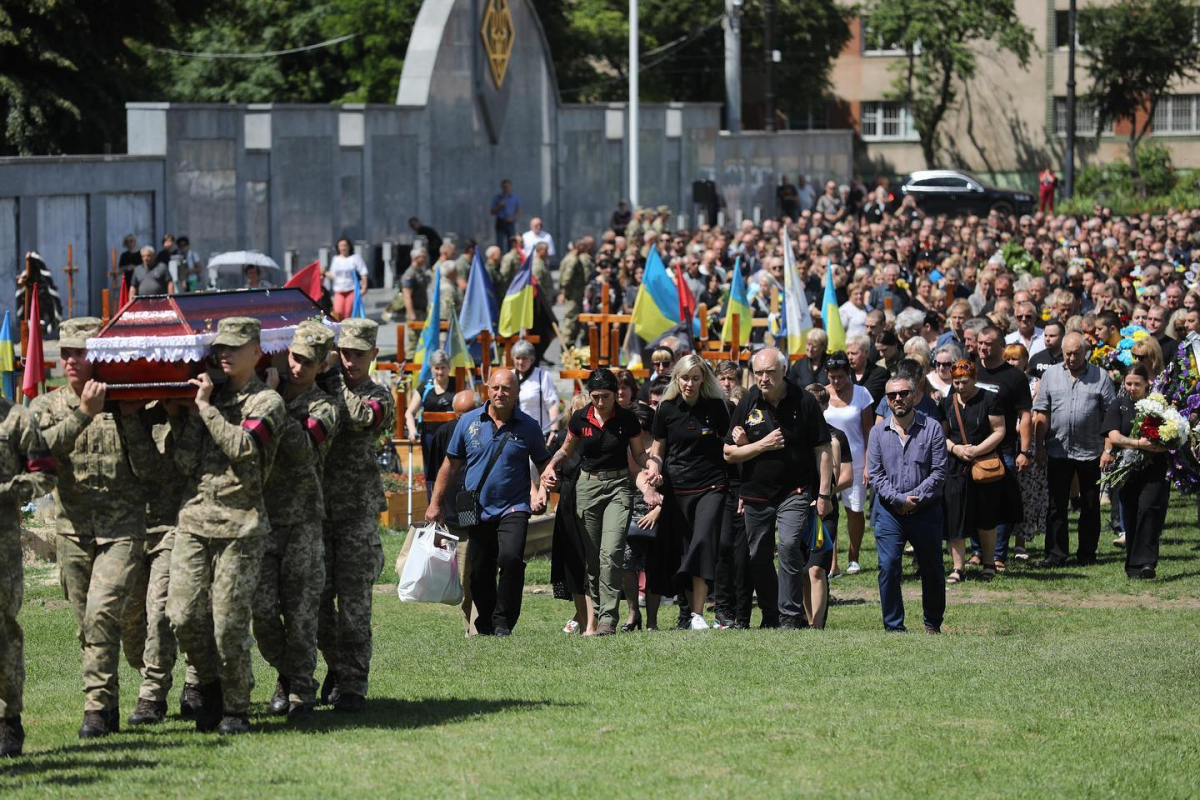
top-left (661, 486), bottom-right (730, 590)
top-left (942, 459), bottom-right (1023, 540)
top-left (550, 477), bottom-right (587, 599)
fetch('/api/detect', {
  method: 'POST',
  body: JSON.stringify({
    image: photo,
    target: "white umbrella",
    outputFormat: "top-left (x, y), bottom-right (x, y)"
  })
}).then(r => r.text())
top-left (206, 251), bottom-right (286, 290)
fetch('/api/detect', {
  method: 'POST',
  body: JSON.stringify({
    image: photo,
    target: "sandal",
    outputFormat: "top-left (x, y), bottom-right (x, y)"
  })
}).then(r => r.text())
top-left (946, 569), bottom-right (966, 584)
top-left (994, 559), bottom-right (1007, 573)
top-left (980, 567), bottom-right (997, 582)
top-left (968, 554), bottom-right (983, 567)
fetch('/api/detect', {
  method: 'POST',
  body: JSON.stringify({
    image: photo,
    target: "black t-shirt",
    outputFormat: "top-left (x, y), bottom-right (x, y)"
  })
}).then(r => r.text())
top-left (651, 395), bottom-right (731, 491)
top-left (974, 361), bottom-right (1032, 455)
top-left (568, 404), bottom-right (642, 472)
top-left (726, 383), bottom-right (831, 503)
top-left (786, 356), bottom-right (827, 390)
top-left (427, 418), bottom-right (458, 508)
top-left (855, 362), bottom-right (890, 407)
top-left (420, 379), bottom-right (457, 436)
top-left (1027, 348), bottom-right (1063, 381)
top-left (942, 389), bottom-right (1000, 447)
top-left (1102, 395), bottom-right (1168, 479)
top-left (118, 251), bottom-right (140, 274)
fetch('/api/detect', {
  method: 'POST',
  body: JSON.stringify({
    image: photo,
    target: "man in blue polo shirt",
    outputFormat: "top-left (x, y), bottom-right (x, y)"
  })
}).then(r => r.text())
top-left (490, 179), bottom-right (521, 249)
top-left (428, 369), bottom-right (551, 636)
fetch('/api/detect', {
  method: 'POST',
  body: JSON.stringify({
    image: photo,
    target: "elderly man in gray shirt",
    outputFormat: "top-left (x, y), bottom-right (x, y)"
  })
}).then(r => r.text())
top-left (1033, 332), bottom-right (1117, 567)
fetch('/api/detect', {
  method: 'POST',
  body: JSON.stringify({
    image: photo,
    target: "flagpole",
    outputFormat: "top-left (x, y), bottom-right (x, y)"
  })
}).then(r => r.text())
top-left (629, 0), bottom-right (639, 208)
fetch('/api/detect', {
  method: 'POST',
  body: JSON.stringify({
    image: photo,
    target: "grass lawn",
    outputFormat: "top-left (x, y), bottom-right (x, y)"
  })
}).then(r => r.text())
top-left (3, 496), bottom-right (1200, 798)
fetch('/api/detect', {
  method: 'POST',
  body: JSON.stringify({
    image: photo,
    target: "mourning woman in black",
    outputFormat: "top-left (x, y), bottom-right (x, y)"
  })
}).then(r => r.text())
top-left (641, 354), bottom-right (732, 631)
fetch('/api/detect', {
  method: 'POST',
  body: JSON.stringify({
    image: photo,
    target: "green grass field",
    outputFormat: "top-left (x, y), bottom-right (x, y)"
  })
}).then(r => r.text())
top-left (3, 497), bottom-right (1200, 799)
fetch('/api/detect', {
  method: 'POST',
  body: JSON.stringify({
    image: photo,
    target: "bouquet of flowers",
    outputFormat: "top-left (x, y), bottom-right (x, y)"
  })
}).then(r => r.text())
top-left (1155, 339), bottom-right (1200, 491)
top-left (1100, 392), bottom-right (1192, 491)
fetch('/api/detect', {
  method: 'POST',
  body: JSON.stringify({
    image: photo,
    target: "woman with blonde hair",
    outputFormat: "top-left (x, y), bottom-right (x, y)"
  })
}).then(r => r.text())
top-left (1130, 336), bottom-right (1164, 379)
top-left (641, 355), bottom-right (731, 630)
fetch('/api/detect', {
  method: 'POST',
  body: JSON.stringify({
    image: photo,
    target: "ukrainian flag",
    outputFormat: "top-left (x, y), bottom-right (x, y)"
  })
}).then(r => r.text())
top-left (498, 252), bottom-right (535, 337)
top-left (822, 260), bottom-right (846, 352)
top-left (720, 257), bottom-right (751, 346)
top-left (414, 273), bottom-right (442, 387)
top-left (0, 311), bottom-right (13, 401)
top-left (629, 245), bottom-right (678, 344)
top-left (446, 310), bottom-right (476, 385)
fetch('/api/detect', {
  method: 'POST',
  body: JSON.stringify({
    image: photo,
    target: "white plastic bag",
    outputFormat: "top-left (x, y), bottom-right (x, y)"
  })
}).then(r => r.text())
top-left (397, 523), bottom-right (464, 605)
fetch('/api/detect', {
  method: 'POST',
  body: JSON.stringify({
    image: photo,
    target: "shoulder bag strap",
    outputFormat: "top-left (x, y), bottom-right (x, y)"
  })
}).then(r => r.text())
top-left (952, 393), bottom-right (969, 450)
top-left (474, 427), bottom-right (511, 494)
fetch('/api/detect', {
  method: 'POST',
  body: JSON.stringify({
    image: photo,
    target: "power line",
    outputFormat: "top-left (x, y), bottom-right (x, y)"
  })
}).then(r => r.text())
top-left (149, 33), bottom-right (358, 59)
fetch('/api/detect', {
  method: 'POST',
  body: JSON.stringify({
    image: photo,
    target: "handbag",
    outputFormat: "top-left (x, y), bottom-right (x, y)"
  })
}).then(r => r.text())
top-left (454, 431), bottom-right (510, 526)
top-left (397, 523), bottom-right (464, 605)
top-left (952, 394), bottom-right (1005, 485)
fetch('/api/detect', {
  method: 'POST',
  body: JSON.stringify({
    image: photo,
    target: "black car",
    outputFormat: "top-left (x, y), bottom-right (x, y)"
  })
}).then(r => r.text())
top-left (892, 170), bottom-right (1036, 217)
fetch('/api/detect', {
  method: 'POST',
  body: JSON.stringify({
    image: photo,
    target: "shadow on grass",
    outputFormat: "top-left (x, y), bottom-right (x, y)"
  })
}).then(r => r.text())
top-left (0, 738), bottom-right (196, 786)
top-left (1152, 569), bottom-right (1200, 584)
top-left (249, 697), bottom-right (568, 734)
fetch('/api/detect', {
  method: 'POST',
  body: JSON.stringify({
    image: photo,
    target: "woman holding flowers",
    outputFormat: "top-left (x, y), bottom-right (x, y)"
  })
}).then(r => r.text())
top-left (1102, 365), bottom-right (1177, 579)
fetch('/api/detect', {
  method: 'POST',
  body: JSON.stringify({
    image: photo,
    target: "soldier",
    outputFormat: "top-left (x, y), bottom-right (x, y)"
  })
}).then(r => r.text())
top-left (167, 317), bottom-right (287, 735)
top-left (434, 242), bottom-right (463, 320)
top-left (32, 317), bottom-right (157, 739)
top-left (454, 239), bottom-right (475, 293)
top-left (653, 205), bottom-right (671, 234)
top-left (318, 318), bottom-right (396, 712)
top-left (0, 389), bottom-right (57, 757)
top-left (558, 237), bottom-right (593, 348)
top-left (254, 321), bottom-right (341, 722)
top-left (121, 400), bottom-right (189, 725)
top-left (625, 207), bottom-right (645, 243)
top-left (498, 234), bottom-right (524, 296)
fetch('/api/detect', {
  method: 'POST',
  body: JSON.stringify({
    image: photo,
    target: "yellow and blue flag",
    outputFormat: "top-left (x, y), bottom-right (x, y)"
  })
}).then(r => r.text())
top-left (629, 245), bottom-right (679, 344)
top-left (446, 308), bottom-right (476, 385)
top-left (822, 260), bottom-right (845, 352)
top-left (0, 311), bottom-right (14, 400)
top-left (720, 256), bottom-right (751, 346)
top-left (498, 252), bottom-right (534, 337)
top-left (779, 226), bottom-right (813, 357)
top-left (460, 249), bottom-right (498, 362)
top-left (414, 272), bottom-right (442, 387)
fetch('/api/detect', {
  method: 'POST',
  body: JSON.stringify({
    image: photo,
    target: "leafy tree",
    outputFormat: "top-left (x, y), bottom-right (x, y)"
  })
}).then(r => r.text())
top-left (1079, 0), bottom-right (1200, 185)
top-left (324, 0), bottom-right (422, 103)
top-left (865, 0), bottom-right (1036, 168)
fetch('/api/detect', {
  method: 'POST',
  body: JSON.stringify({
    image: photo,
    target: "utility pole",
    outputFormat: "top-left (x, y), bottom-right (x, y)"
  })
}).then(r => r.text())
top-left (724, 0), bottom-right (742, 133)
top-left (629, 0), bottom-right (640, 207)
top-left (1065, 0), bottom-right (1077, 198)
top-left (764, 0), bottom-right (776, 131)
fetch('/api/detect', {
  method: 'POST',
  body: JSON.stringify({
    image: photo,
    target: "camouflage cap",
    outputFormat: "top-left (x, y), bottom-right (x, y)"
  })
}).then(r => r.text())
top-left (211, 316), bottom-right (261, 347)
top-left (339, 318), bottom-right (378, 351)
top-left (657, 205), bottom-right (671, 215)
top-left (59, 317), bottom-right (103, 350)
top-left (290, 320), bottom-right (334, 362)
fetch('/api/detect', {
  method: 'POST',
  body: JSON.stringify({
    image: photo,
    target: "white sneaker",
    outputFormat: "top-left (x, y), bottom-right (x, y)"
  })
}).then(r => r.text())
top-left (562, 620), bottom-right (580, 635)
top-left (689, 613), bottom-right (710, 630)
top-left (1014, 547), bottom-right (1030, 562)
top-left (846, 561), bottom-right (862, 575)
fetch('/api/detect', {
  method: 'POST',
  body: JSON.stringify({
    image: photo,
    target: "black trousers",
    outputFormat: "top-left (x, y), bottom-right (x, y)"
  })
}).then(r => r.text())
top-left (467, 512), bottom-right (530, 634)
top-left (714, 493), bottom-right (752, 625)
top-left (1119, 472), bottom-right (1169, 574)
top-left (1046, 457), bottom-right (1101, 564)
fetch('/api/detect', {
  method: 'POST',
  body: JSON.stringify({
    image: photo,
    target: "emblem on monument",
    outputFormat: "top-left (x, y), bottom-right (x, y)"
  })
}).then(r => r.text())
top-left (480, 0), bottom-right (515, 89)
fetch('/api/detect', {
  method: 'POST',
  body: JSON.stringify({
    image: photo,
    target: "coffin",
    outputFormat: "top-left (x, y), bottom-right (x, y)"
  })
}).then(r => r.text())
top-left (88, 289), bottom-right (337, 400)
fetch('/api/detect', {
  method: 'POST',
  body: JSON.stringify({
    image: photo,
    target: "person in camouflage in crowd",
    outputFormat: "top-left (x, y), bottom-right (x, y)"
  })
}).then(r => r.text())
top-left (498, 234), bottom-right (524, 297)
top-left (31, 317), bottom-right (158, 740)
top-left (558, 236), bottom-right (593, 348)
top-left (0, 393), bottom-right (57, 757)
top-left (121, 400), bottom-right (189, 726)
top-left (653, 205), bottom-right (671, 234)
top-left (167, 317), bottom-right (287, 735)
top-left (254, 320), bottom-right (341, 722)
top-left (318, 318), bottom-right (395, 712)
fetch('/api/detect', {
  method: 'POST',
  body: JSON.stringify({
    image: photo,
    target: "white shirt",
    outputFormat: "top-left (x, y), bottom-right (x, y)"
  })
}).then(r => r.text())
top-left (518, 367), bottom-right (560, 432)
top-left (328, 253), bottom-right (368, 293)
top-left (840, 301), bottom-right (869, 336)
top-left (522, 229), bottom-right (556, 258)
top-left (1006, 327), bottom-right (1046, 358)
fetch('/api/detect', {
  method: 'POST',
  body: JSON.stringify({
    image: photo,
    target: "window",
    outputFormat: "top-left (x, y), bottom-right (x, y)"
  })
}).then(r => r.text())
top-left (1053, 97), bottom-right (1106, 136)
top-left (861, 22), bottom-right (916, 55)
top-left (1054, 10), bottom-right (1084, 50)
top-left (861, 102), bottom-right (918, 141)
top-left (1154, 95), bottom-right (1200, 134)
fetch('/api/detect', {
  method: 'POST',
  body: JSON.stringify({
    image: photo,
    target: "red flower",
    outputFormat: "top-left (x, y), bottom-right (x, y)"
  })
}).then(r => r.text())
top-left (1140, 417), bottom-right (1161, 440)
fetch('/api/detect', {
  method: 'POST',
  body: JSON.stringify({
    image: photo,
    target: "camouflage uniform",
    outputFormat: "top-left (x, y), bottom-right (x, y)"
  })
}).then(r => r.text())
top-left (253, 323), bottom-right (341, 708)
top-left (558, 249), bottom-right (586, 347)
top-left (436, 259), bottom-right (463, 320)
top-left (166, 318), bottom-right (287, 721)
top-left (318, 319), bottom-right (395, 700)
top-left (498, 248), bottom-right (522, 296)
top-left (121, 404), bottom-right (187, 710)
top-left (0, 399), bottom-right (57, 724)
top-left (32, 318), bottom-right (158, 718)
top-left (653, 205), bottom-right (671, 234)
top-left (625, 209), bottom-right (644, 242)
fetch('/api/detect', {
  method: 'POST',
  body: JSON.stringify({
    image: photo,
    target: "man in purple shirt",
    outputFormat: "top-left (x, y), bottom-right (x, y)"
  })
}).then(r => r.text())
top-left (867, 375), bottom-right (948, 633)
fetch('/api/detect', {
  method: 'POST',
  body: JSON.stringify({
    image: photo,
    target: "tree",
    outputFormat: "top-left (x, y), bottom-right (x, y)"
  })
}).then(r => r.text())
top-left (1079, 0), bottom-right (1200, 186)
top-left (865, 0), bottom-right (1035, 168)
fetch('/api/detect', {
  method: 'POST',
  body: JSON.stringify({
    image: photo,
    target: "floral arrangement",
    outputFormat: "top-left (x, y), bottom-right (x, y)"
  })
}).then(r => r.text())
top-left (1100, 392), bottom-right (1192, 491)
top-left (1154, 339), bottom-right (1200, 491)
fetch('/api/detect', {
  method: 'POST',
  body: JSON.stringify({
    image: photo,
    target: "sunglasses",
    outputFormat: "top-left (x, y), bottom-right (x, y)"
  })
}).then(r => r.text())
top-left (935, 361), bottom-right (954, 369)
top-left (652, 359), bottom-right (672, 366)
top-left (886, 389), bottom-right (912, 400)
top-left (1016, 314), bottom-right (1035, 321)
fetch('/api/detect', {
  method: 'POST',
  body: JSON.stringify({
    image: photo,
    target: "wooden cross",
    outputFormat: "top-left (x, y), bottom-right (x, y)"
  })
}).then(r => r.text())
top-left (562, 288), bottom-right (649, 383)
top-left (63, 244), bottom-right (79, 318)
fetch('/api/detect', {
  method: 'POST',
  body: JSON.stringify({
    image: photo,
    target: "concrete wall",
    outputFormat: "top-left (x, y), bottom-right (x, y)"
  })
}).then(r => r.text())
top-left (0, 156), bottom-right (165, 320)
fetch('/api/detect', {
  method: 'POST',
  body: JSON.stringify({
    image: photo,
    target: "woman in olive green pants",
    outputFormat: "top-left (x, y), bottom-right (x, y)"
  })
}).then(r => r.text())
top-left (543, 369), bottom-right (651, 635)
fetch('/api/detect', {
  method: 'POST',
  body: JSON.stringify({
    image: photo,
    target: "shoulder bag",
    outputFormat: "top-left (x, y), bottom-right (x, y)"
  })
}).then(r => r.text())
top-left (952, 395), bottom-right (1005, 485)
top-left (454, 431), bottom-right (511, 526)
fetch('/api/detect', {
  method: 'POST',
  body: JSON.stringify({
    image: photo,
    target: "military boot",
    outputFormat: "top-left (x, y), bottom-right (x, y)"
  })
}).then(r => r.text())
top-left (179, 683), bottom-right (203, 718)
top-left (78, 710), bottom-right (109, 739)
top-left (320, 670), bottom-right (339, 705)
top-left (216, 716), bottom-right (250, 735)
top-left (194, 683), bottom-right (224, 733)
top-left (268, 677), bottom-right (290, 716)
top-left (333, 693), bottom-right (366, 713)
top-left (0, 716), bottom-right (24, 757)
top-left (286, 701), bottom-right (315, 723)
top-left (106, 704), bottom-right (121, 734)
top-left (128, 699), bottom-right (167, 725)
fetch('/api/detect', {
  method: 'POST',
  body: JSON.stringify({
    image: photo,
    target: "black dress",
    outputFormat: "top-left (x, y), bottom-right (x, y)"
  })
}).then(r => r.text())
top-left (941, 389), bottom-right (1022, 539)
top-left (547, 429), bottom-right (587, 599)
top-left (419, 379), bottom-right (456, 500)
top-left (1103, 397), bottom-right (1170, 575)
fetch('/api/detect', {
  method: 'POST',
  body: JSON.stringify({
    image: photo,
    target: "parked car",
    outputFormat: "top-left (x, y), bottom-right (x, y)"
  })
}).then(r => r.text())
top-left (892, 170), bottom-right (1036, 217)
